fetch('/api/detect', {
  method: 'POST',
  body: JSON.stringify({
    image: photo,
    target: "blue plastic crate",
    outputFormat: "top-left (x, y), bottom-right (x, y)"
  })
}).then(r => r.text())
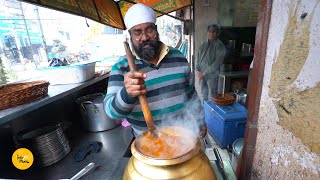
top-left (204, 101), bottom-right (247, 148)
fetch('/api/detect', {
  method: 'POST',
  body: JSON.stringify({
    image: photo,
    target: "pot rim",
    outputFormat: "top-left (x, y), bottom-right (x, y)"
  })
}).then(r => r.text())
top-left (131, 138), bottom-right (200, 166)
top-left (232, 138), bottom-right (244, 156)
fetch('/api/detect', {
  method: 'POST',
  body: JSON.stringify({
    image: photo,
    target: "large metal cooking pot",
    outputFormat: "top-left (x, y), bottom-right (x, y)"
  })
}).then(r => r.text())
top-left (123, 127), bottom-right (216, 180)
top-left (76, 93), bottom-right (121, 132)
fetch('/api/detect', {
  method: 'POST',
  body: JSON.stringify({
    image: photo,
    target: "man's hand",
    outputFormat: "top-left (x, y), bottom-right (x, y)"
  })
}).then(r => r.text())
top-left (124, 71), bottom-right (147, 97)
top-left (199, 125), bottom-right (207, 139)
top-left (196, 71), bottom-right (205, 80)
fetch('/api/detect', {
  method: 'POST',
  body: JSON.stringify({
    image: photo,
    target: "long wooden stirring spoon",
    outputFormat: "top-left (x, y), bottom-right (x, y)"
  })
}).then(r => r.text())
top-left (123, 41), bottom-right (158, 137)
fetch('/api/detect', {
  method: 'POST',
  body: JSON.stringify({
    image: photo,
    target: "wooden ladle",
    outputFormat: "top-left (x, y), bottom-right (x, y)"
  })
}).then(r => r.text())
top-left (123, 41), bottom-right (157, 137)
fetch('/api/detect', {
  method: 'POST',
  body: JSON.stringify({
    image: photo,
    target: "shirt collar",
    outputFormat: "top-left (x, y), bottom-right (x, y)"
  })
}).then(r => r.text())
top-left (132, 42), bottom-right (169, 65)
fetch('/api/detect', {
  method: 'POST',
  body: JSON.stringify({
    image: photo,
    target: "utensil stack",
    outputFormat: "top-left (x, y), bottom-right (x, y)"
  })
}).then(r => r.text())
top-left (14, 123), bottom-right (70, 167)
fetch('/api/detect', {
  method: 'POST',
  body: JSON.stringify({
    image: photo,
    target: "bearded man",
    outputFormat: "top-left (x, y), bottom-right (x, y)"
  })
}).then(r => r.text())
top-left (104, 3), bottom-right (207, 138)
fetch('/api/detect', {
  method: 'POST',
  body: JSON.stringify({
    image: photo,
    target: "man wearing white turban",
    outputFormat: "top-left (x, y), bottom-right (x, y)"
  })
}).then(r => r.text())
top-left (104, 3), bottom-right (207, 138)
top-left (124, 3), bottom-right (156, 30)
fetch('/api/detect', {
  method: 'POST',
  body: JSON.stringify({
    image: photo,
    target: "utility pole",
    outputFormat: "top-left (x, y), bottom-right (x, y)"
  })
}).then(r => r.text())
top-left (19, 1), bottom-right (37, 67)
top-left (34, 6), bottom-right (49, 62)
top-left (5, 0), bottom-right (24, 63)
top-left (10, 20), bottom-right (24, 62)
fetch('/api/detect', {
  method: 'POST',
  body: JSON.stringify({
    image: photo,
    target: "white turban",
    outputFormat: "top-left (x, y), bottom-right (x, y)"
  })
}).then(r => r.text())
top-left (124, 3), bottom-right (156, 30)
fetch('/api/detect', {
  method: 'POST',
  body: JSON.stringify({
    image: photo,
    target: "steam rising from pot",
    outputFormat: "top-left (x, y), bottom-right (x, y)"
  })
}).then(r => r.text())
top-left (136, 95), bottom-right (203, 159)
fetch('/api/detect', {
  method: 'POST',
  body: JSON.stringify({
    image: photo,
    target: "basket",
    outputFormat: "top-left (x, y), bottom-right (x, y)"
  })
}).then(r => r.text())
top-left (0, 80), bottom-right (49, 110)
top-left (210, 93), bottom-right (235, 106)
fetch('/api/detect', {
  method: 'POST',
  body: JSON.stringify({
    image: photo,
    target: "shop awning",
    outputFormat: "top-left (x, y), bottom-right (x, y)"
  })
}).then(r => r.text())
top-left (19, 0), bottom-right (191, 30)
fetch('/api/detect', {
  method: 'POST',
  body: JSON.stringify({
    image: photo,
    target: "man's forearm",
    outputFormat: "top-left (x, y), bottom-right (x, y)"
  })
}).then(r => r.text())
top-left (104, 87), bottom-right (138, 119)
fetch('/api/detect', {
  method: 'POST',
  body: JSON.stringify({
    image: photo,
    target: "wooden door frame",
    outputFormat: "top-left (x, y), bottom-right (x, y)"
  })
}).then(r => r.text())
top-left (239, 0), bottom-right (273, 179)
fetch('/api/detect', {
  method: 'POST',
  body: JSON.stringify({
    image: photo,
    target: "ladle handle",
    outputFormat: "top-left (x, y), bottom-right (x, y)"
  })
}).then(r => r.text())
top-left (123, 42), bottom-right (155, 130)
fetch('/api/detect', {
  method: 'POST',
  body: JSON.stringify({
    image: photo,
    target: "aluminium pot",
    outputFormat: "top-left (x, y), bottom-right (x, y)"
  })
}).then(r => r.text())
top-left (123, 127), bottom-right (216, 180)
top-left (231, 138), bottom-right (244, 172)
top-left (76, 93), bottom-right (121, 132)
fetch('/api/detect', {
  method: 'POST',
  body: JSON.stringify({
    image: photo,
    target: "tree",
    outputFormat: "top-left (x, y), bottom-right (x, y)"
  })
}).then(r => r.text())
top-left (85, 22), bottom-right (104, 41)
top-left (0, 57), bottom-right (8, 84)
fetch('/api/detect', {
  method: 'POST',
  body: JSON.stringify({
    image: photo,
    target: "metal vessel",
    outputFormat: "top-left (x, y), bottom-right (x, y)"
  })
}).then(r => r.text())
top-left (77, 93), bottom-right (122, 132)
top-left (14, 123), bottom-right (70, 167)
top-left (123, 127), bottom-right (216, 180)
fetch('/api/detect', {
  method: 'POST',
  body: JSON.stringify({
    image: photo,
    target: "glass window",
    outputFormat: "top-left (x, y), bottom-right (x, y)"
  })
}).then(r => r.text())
top-left (0, 0), bottom-right (183, 85)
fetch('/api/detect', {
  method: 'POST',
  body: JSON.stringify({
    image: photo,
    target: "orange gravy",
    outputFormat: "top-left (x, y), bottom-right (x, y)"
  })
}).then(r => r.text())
top-left (137, 131), bottom-right (195, 159)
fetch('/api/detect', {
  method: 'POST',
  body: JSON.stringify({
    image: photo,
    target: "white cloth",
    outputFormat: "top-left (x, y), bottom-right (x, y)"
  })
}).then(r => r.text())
top-left (124, 3), bottom-right (156, 30)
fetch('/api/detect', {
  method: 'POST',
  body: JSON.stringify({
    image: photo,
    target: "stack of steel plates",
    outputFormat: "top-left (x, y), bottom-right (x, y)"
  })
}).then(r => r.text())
top-left (14, 123), bottom-right (71, 167)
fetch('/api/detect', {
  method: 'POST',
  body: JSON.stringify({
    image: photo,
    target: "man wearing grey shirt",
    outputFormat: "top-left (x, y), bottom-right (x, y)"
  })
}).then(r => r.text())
top-left (196, 24), bottom-right (226, 101)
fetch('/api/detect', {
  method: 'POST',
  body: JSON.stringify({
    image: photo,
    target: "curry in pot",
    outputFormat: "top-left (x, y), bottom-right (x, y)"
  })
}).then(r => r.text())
top-left (136, 127), bottom-right (197, 159)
